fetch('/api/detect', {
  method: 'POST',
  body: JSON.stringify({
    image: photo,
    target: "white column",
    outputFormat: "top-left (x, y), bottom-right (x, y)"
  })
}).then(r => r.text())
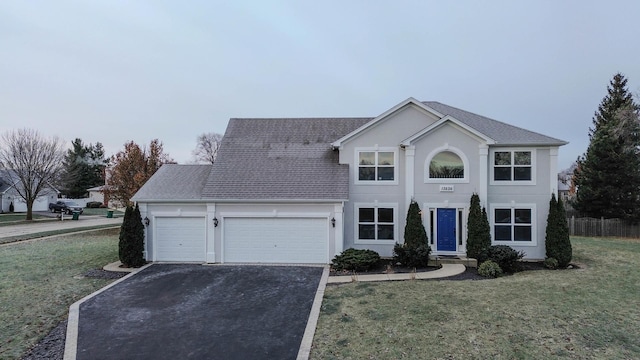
top-left (479, 145), bottom-right (489, 206)
top-left (405, 145), bottom-right (416, 207)
top-left (550, 148), bottom-right (559, 198)
top-left (206, 203), bottom-right (216, 263)
top-left (334, 203), bottom-right (344, 256)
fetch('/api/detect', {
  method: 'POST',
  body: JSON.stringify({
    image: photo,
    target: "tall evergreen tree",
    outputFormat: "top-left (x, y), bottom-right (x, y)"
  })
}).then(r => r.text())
top-left (545, 193), bottom-right (572, 267)
top-left (573, 73), bottom-right (640, 221)
top-left (467, 193), bottom-right (491, 259)
top-left (60, 139), bottom-right (108, 198)
top-left (404, 201), bottom-right (428, 248)
top-left (119, 204), bottom-right (146, 267)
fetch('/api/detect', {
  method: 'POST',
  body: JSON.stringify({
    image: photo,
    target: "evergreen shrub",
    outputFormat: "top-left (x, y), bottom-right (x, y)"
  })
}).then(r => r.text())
top-left (393, 243), bottom-right (431, 268)
top-left (478, 260), bottom-right (503, 278)
top-left (466, 193), bottom-right (491, 260)
top-left (544, 257), bottom-right (559, 270)
top-left (118, 204), bottom-right (146, 267)
top-left (331, 248), bottom-right (380, 272)
top-left (486, 245), bottom-right (524, 273)
top-left (545, 194), bottom-right (573, 268)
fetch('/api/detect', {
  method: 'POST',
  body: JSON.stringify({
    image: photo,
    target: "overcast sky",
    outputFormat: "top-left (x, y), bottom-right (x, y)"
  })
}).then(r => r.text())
top-left (2, 1), bottom-right (639, 169)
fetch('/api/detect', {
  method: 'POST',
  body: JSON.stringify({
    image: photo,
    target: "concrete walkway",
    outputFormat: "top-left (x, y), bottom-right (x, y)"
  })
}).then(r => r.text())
top-left (327, 263), bottom-right (466, 283)
top-left (0, 215), bottom-right (122, 242)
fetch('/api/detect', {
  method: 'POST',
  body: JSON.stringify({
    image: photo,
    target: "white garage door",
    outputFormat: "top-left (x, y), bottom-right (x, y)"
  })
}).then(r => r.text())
top-left (155, 217), bottom-right (206, 262)
top-left (223, 217), bottom-right (328, 263)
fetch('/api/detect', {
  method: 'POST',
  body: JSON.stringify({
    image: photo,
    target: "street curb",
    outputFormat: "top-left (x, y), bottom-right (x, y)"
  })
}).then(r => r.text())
top-left (297, 265), bottom-right (330, 360)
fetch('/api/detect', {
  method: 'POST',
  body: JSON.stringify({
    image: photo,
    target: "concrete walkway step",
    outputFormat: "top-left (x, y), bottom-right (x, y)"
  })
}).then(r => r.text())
top-left (327, 263), bottom-right (466, 284)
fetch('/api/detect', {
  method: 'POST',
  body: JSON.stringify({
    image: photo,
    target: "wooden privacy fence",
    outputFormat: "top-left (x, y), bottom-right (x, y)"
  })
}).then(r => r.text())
top-left (568, 216), bottom-right (640, 238)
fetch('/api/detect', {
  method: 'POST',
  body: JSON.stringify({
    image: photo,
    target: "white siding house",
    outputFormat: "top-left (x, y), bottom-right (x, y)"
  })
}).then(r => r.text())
top-left (132, 98), bottom-right (566, 263)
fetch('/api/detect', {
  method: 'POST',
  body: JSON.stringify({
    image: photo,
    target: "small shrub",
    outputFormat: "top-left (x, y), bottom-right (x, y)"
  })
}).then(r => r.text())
top-left (331, 248), bottom-right (380, 272)
top-left (393, 243), bottom-right (431, 268)
top-left (544, 257), bottom-right (559, 269)
top-left (9, 202), bottom-right (14, 213)
top-left (486, 245), bottom-right (525, 273)
top-left (478, 260), bottom-right (503, 278)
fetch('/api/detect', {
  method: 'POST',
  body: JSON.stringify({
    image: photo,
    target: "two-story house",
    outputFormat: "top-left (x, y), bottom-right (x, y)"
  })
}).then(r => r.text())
top-left (132, 98), bottom-right (566, 263)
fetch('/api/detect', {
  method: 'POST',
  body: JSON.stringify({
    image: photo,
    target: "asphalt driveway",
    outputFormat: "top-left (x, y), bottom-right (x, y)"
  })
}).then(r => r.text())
top-left (72, 264), bottom-right (325, 360)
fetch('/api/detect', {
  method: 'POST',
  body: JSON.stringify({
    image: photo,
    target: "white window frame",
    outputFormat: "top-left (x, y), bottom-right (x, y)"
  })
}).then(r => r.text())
top-left (354, 202), bottom-right (398, 245)
top-left (490, 148), bottom-right (536, 185)
top-left (354, 147), bottom-right (399, 185)
top-left (490, 203), bottom-right (537, 246)
top-left (424, 144), bottom-right (470, 184)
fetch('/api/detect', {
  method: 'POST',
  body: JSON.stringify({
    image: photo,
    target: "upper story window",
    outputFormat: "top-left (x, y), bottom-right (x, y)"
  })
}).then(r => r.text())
top-left (491, 149), bottom-right (535, 185)
top-left (355, 148), bottom-right (398, 184)
top-left (425, 145), bottom-right (469, 183)
top-left (429, 151), bottom-right (464, 179)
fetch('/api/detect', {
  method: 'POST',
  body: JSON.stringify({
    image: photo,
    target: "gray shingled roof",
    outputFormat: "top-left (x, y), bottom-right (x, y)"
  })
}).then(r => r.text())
top-left (132, 164), bottom-right (213, 201)
top-left (201, 118), bottom-right (372, 200)
top-left (423, 101), bottom-right (567, 145)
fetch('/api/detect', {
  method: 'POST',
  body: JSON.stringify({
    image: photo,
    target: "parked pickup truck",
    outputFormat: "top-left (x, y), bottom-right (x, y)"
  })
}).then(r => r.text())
top-left (49, 200), bottom-right (84, 215)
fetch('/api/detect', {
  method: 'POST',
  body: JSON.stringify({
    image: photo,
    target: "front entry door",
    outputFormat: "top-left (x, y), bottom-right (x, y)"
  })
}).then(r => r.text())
top-left (437, 208), bottom-right (457, 251)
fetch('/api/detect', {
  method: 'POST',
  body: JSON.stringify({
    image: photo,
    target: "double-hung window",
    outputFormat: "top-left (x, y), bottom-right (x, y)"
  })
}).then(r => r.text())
top-left (356, 149), bottom-right (397, 184)
top-left (492, 205), bottom-right (536, 245)
top-left (492, 149), bottom-right (535, 184)
top-left (356, 204), bottom-right (396, 243)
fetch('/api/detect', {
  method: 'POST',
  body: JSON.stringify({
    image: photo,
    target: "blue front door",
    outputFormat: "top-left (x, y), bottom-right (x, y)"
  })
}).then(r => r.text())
top-left (437, 208), bottom-right (457, 252)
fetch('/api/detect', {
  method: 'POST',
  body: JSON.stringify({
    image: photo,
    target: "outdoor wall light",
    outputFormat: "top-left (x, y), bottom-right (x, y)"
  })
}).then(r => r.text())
top-left (213, 217), bottom-right (219, 227)
top-left (331, 217), bottom-right (336, 228)
top-left (144, 217), bottom-right (150, 226)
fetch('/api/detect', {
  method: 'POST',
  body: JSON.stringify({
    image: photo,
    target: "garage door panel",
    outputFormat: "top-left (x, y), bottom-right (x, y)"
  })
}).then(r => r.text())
top-left (224, 218), bottom-right (327, 263)
top-left (155, 217), bottom-right (206, 262)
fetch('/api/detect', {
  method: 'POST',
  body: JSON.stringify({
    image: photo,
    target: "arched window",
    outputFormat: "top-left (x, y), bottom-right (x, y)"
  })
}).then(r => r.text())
top-left (429, 151), bottom-right (464, 179)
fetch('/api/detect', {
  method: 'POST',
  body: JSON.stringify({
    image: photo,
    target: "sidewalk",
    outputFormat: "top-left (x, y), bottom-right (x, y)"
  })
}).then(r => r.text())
top-left (327, 263), bottom-right (466, 283)
top-left (0, 215), bottom-right (123, 242)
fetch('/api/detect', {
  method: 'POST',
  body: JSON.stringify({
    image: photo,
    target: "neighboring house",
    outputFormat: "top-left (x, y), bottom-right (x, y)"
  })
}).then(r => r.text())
top-left (0, 169), bottom-right (59, 213)
top-left (133, 98), bottom-right (567, 263)
top-left (87, 185), bottom-right (123, 208)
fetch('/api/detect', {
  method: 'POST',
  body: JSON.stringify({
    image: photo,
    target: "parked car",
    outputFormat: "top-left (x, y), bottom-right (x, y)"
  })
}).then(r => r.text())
top-left (49, 200), bottom-right (84, 215)
top-left (86, 201), bottom-right (103, 208)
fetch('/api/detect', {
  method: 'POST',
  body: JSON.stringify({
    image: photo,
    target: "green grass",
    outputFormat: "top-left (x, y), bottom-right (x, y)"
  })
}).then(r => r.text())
top-left (0, 228), bottom-right (120, 359)
top-left (0, 224), bottom-right (121, 245)
top-left (0, 213), bottom-right (51, 226)
top-left (311, 237), bottom-right (640, 359)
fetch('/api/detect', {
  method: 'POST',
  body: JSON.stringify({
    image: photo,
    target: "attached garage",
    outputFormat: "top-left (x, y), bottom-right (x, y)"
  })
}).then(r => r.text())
top-left (155, 217), bottom-right (206, 262)
top-left (223, 217), bottom-right (329, 264)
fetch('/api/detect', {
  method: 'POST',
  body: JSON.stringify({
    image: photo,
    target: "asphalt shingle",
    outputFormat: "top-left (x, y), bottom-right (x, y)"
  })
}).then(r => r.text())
top-left (132, 164), bottom-right (212, 201)
top-left (201, 118), bottom-right (372, 200)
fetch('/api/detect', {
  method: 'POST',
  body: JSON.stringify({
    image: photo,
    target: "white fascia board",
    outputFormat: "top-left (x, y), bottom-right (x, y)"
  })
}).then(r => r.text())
top-left (204, 198), bottom-right (348, 204)
top-left (331, 97), bottom-right (444, 148)
top-left (401, 115), bottom-right (495, 146)
top-left (490, 141), bottom-right (569, 147)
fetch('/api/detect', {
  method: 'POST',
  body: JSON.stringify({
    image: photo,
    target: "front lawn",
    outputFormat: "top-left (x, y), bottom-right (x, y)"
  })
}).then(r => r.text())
top-left (0, 213), bottom-right (50, 226)
top-left (312, 237), bottom-right (640, 359)
top-left (0, 228), bottom-right (120, 359)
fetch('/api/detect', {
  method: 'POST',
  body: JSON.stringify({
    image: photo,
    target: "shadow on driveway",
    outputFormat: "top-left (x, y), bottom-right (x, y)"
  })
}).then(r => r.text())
top-left (76, 264), bottom-right (324, 360)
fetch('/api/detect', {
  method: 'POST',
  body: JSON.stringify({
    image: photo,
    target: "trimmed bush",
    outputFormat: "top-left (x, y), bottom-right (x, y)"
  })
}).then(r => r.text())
top-left (118, 204), bottom-right (146, 267)
top-left (331, 248), bottom-right (380, 272)
top-left (544, 257), bottom-right (559, 269)
top-left (478, 260), bottom-right (503, 278)
top-left (393, 243), bottom-right (431, 268)
top-left (9, 202), bottom-right (14, 213)
top-left (545, 193), bottom-right (572, 268)
top-left (485, 245), bottom-right (524, 273)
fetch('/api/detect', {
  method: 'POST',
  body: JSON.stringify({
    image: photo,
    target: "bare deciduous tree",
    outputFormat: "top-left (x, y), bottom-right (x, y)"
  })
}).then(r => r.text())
top-left (192, 132), bottom-right (222, 164)
top-left (0, 128), bottom-right (65, 220)
top-left (105, 139), bottom-right (173, 206)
